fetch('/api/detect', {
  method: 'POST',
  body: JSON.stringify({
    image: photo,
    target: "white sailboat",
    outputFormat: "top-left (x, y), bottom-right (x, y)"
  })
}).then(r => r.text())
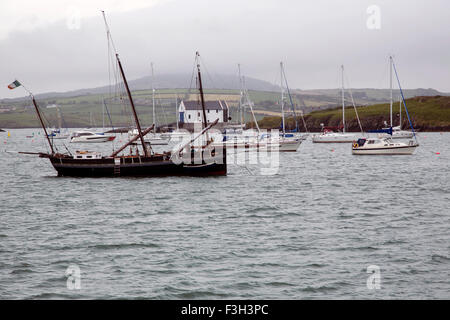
top-left (219, 63), bottom-right (303, 152)
top-left (313, 65), bottom-right (360, 143)
top-left (129, 63), bottom-right (169, 146)
top-left (379, 57), bottom-right (414, 139)
top-left (48, 105), bottom-right (70, 139)
top-left (353, 56), bottom-right (418, 155)
top-left (214, 66), bottom-right (264, 150)
top-left (270, 61), bottom-right (303, 151)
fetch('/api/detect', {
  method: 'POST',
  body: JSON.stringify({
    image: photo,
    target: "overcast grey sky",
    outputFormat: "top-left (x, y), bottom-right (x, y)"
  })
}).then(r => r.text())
top-left (1, 0), bottom-right (449, 99)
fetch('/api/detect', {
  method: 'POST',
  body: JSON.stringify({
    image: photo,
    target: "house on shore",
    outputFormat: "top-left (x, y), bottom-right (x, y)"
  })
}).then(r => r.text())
top-left (178, 100), bottom-right (229, 131)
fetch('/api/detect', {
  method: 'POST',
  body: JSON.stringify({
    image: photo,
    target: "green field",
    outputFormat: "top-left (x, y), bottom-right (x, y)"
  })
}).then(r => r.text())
top-left (254, 95), bottom-right (450, 132)
top-left (2, 87), bottom-right (449, 131)
top-left (0, 88), bottom-right (278, 128)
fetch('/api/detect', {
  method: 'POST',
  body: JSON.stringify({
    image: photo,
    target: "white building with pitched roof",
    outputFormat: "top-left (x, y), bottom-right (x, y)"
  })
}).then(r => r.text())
top-left (178, 100), bottom-right (229, 125)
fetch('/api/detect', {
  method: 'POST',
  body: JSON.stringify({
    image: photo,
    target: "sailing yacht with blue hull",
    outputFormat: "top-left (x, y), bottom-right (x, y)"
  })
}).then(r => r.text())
top-left (352, 56), bottom-right (419, 155)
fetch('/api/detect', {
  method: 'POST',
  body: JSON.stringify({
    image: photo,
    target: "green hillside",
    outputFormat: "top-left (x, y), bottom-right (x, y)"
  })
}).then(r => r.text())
top-left (253, 96), bottom-right (450, 132)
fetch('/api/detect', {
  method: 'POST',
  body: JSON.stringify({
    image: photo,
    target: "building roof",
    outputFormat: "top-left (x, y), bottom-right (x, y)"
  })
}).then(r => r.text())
top-left (182, 100), bottom-right (228, 111)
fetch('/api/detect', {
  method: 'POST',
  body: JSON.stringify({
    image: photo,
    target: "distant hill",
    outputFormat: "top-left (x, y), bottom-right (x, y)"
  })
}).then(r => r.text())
top-left (291, 88), bottom-right (449, 114)
top-left (0, 73), bottom-right (280, 103)
top-left (1, 72), bottom-right (447, 105)
top-left (0, 72), bottom-right (449, 129)
top-left (253, 95), bottom-right (450, 132)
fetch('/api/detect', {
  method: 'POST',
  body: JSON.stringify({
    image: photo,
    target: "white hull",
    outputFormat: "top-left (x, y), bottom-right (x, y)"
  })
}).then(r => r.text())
top-left (352, 145), bottom-right (417, 155)
top-left (70, 136), bottom-right (115, 143)
top-left (379, 131), bottom-right (414, 139)
top-left (278, 139), bottom-right (302, 152)
top-left (213, 137), bottom-right (302, 152)
top-left (312, 133), bottom-right (358, 143)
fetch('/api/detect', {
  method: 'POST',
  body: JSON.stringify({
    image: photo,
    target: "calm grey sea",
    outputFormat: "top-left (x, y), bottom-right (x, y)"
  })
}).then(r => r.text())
top-left (0, 129), bottom-right (449, 299)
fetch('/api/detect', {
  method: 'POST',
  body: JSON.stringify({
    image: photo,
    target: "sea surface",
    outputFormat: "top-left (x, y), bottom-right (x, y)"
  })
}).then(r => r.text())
top-left (0, 129), bottom-right (449, 299)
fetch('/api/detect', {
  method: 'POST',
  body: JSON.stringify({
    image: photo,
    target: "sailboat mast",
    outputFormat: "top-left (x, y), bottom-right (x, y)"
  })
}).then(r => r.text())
top-left (238, 64), bottom-right (244, 129)
top-left (102, 99), bottom-right (105, 130)
top-left (151, 62), bottom-right (156, 130)
top-left (31, 96), bottom-right (55, 154)
top-left (399, 96), bottom-right (402, 129)
top-left (175, 94), bottom-right (179, 130)
top-left (196, 52), bottom-right (208, 131)
top-left (101, 10), bottom-right (148, 156)
top-left (243, 76), bottom-right (260, 133)
top-left (280, 62), bottom-right (285, 135)
top-left (390, 56), bottom-right (393, 128)
top-left (116, 54), bottom-right (149, 157)
top-left (341, 65), bottom-right (345, 133)
top-left (56, 105), bottom-right (62, 131)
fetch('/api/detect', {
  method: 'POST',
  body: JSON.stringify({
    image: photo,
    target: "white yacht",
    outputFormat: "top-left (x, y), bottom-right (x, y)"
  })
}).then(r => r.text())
top-left (352, 137), bottom-right (418, 155)
top-left (312, 65), bottom-right (363, 143)
top-left (70, 130), bottom-right (116, 143)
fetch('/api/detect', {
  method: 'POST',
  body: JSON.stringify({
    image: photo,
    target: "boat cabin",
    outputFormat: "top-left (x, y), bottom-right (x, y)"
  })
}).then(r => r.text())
top-left (73, 151), bottom-right (102, 159)
top-left (355, 138), bottom-right (396, 147)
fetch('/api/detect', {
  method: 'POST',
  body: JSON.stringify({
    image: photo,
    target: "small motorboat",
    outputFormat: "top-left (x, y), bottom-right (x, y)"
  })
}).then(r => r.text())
top-left (352, 137), bottom-right (418, 155)
top-left (70, 130), bottom-right (116, 143)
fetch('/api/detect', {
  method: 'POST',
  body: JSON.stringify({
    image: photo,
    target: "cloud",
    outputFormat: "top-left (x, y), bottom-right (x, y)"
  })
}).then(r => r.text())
top-left (0, 0), bottom-right (167, 40)
top-left (1, 0), bottom-right (449, 99)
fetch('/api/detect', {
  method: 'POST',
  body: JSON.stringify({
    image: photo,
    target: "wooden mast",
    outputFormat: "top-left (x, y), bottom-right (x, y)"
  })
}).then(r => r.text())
top-left (31, 95), bottom-right (55, 154)
top-left (101, 10), bottom-right (148, 157)
top-left (196, 52), bottom-right (208, 130)
top-left (116, 54), bottom-right (149, 157)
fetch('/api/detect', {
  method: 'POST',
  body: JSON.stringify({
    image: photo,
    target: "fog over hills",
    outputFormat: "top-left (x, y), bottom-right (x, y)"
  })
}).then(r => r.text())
top-left (1, 73), bottom-right (447, 104)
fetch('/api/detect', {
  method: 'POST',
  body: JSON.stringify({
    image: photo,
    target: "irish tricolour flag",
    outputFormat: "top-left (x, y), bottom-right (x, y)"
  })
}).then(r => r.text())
top-left (7, 80), bottom-right (21, 90)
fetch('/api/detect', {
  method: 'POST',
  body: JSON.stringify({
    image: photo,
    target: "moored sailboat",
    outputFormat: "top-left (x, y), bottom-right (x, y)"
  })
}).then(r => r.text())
top-left (352, 56), bottom-right (418, 155)
top-left (9, 13), bottom-right (226, 177)
top-left (313, 65), bottom-right (362, 143)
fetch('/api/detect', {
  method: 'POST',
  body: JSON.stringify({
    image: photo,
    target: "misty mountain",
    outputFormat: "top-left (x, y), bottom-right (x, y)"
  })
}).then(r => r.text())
top-left (1, 73), bottom-right (280, 102)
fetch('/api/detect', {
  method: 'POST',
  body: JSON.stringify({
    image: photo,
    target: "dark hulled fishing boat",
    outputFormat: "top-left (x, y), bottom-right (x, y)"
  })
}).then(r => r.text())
top-left (13, 14), bottom-right (226, 178)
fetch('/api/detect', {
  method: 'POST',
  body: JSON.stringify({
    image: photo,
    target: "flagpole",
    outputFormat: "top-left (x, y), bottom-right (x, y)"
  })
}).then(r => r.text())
top-left (12, 80), bottom-right (55, 154)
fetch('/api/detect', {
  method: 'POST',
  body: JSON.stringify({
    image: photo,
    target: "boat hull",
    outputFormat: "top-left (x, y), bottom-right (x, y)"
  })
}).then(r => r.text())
top-left (70, 136), bottom-right (115, 143)
top-left (48, 150), bottom-right (226, 177)
top-left (278, 139), bottom-right (302, 152)
top-left (312, 134), bottom-right (357, 143)
top-left (352, 145), bottom-right (417, 155)
top-left (379, 132), bottom-right (414, 139)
